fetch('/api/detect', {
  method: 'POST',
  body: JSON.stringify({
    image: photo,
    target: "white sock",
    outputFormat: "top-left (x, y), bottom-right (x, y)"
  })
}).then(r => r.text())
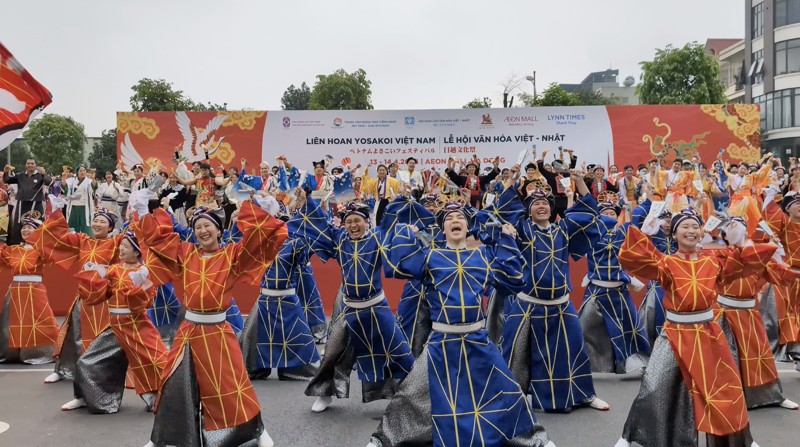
top-left (61, 398), bottom-right (86, 411)
top-left (614, 437), bottom-right (631, 447)
top-left (44, 372), bottom-right (63, 383)
top-left (258, 429), bottom-right (274, 447)
top-left (311, 396), bottom-right (332, 413)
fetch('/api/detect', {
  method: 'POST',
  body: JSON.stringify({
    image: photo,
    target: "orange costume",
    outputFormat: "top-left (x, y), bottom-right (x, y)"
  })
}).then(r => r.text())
top-left (664, 170), bottom-right (694, 213)
top-left (31, 210), bottom-right (121, 376)
top-left (715, 260), bottom-right (799, 408)
top-left (764, 200), bottom-right (800, 357)
top-left (620, 226), bottom-right (775, 442)
top-left (76, 264), bottom-right (167, 397)
top-left (728, 163), bottom-right (772, 236)
top-left (137, 201), bottom-right (286, 444)
top-left (0, 243), bottom-right (59, 363)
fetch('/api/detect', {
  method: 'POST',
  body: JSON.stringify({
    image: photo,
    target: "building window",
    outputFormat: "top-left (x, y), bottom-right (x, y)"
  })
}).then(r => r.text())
top-left (776, 39), bottom-right (800, 75)
top-left (753, 49), bottom-right (764, 84)
top-left (754, 88), bottom-right (800, 131)
top-left (776, 0), bottom-right (800, 28)
top-left (753, 3), bottom-right (764, 38)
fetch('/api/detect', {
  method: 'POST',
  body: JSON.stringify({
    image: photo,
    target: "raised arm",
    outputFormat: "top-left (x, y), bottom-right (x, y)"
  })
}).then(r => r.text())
top-left (619, 225), bottom-right (666, 283)
top-left (286, 194), bottom-right (338, 260)
top-left (484, 225), bottom-right (525, 292)
top-left (28, 210), bottom-right (83, 269)
top-left (231, 200), bottom-right (288, 284)
top-left (381, 223), bottom-right (427, 281)
top-left (135, 208), bottom-right (185, 280)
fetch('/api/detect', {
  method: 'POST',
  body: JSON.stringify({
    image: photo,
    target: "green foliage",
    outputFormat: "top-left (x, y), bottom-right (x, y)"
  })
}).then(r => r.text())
top-left (129, 78), bottom-right (228, 112)
top-left (638, 42), bottom-right (726, 104)
top-left (0, 139), bottom-right (33, 170)
top-left (281, 82), bottom-right (312, 110)
top-left (22, 114), bottom-right (87, 173)
top-left (309, 69), bottom-right (373, 110)
top-left (88, 128), bottom-right (118, 175)
top-left (463, 97), bottom-right (492, 109)
top-left (518, 84), bottom-right (618, 107)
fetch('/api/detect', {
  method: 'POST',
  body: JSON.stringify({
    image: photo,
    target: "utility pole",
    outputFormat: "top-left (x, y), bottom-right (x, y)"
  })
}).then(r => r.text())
top-left (525, 71), bottom-right (537, 103)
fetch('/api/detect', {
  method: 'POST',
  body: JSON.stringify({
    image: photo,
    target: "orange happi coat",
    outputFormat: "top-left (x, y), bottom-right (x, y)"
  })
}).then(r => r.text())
top-left (76, 263), bottom-right (167, 394)
top-left (0, 243), bottom-right (58, 348)
top-left (138, 201), bottom-right (286, 430)
top-left (621, 226), bottom-right (775, 436)
top-left (716, 261), bottom-right (799, 389)
top-left (763, 200), bottom-right (800, 345)
top-left (30, 210), bottom-right (122, 353)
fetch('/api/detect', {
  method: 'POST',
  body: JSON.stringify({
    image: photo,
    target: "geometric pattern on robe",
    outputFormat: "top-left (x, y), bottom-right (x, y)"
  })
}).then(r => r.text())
top-left (137, 202), bottom-right (287, 430)
top-left (620, 226), bottom-right (776, 436)
top-left (763, 200), bottom-right (800, 345)
top-left (76, 264), bottom-right (167, 395)
top-left (0, 244), bottom-right (58, 348)
top-left (30, 210), bottom-right (121, 351)
top-left (385, 223), bottom-right (537, 446)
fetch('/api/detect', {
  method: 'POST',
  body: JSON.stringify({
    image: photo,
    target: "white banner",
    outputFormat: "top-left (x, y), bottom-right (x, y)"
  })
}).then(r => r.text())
top-left (262, 107), bottom-right (614, 171)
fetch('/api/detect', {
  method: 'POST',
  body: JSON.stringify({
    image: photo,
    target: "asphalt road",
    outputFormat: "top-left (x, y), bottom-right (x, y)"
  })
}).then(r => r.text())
top-left (1, 361), bottom-right (799, 447)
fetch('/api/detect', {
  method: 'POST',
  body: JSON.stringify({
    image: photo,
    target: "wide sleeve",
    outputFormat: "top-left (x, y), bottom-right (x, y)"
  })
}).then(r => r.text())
top-left (764, 260), bottom-right (800, 287)
top-left (719, 243), bottom-right (778, 282)
top-left (483, 184), bottom-right (525, 227)
top-left (750, 163), bottom-right (773, 189)
top-left (562, 193), bottom-right (604, 258)
top-left (231, 200), bottom-right (289, 284)
top-left (619, 225), bottom-right (665, 283)
top-left (135, 208), bottom-right (184, 278)
top-left (378, 195), bottom-right (435, 233)
top-left (75, 269), bottom-right (110, 306)
top-left (631, 199), bottom-right (651, 228)
top-left (763, 200), bottom-right (787, 240)
top-left (445, 168), bottom-right (466, 187)
top-left (29, 209), bottom-right (82, 268)
top-left (381, 223), bottom-right (427, 281)
top-left (478, 168), bottom-right (500, 187)
top-left (286, 197), bottom-right (337, 261)
top-left (127, 284), bottom-right (157, 314)
top-left (485, 231), bottom-right (525, 293)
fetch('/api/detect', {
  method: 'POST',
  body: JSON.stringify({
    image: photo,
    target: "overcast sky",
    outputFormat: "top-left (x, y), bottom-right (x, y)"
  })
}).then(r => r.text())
top-left (4, 0), bottom-right (743, 136)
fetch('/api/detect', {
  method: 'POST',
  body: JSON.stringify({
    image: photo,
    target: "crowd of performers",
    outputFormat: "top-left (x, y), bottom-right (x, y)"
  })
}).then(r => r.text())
top-left (1, 147), bottom-right (800, 447)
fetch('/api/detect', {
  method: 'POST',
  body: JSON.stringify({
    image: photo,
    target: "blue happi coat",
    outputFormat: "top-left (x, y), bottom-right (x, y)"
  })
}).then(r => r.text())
top-left (384, 222), bottom-right (538, 447)
top-left (288, 197), bottom-right (414, 383)
top-left (498, 190), bottom-right (601, 410)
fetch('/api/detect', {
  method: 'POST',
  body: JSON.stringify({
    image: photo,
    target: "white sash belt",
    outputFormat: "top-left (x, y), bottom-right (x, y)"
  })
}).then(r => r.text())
top-left (109, 307), bottom-right (132, 315)
top-left (185, 310), bottom-right (227, 324)
top-left (13, 274), bottom-right (42, 283)
top-left (260, 288), bottom-right (296, 297)
top-left (432, 320), bottom-right (485, 334)
top-left (516, 292), bottom-right (570, 306)
top-left (665, 308), bottom-right (714, 324)
top-left (343, 291), bottom-right (386, 309)
top-left (717, 295), bottom-right (756, 309)
top-left (590, 279), bottom-right (625, 288)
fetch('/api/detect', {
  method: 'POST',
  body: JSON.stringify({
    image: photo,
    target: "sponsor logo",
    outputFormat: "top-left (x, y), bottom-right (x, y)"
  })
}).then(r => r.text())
top-left (503, 115), bottom-right (538, 126)
top-left (404, 116), bottom-right (415, 126)
top-left (282, 117), bottom-right (291, 128)
top-left (333, 117), bottom-right (343, 127)
top-left (481, 114), bottom-right (493, 125)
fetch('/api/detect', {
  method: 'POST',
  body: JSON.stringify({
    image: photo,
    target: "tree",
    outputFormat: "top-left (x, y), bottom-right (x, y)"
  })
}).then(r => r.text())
top-left (572, 89), bottom-right (618, 105)
top-left (463, 97), bottom-right (492, 109)
top-left (536, 83), bottom-right (576, 106)
top-left (281, 82), bottom-right (312, 110)
top-left (0, 139), bottom-right (33, 171)
top-left (22, 114), bottom-right (87, 174)
top-left (129, 78), bottom-right (228, 112)
top-left (638, 42), bottom-right (726, 104)
top-left (88, 128), bottom-right (118, 175)
top-left (309, 69), bottom-right (373, 110)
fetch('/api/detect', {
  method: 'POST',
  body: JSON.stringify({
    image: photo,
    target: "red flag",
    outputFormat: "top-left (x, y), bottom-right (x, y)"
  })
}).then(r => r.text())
top-left (0, 42), bottom-right (52, 150)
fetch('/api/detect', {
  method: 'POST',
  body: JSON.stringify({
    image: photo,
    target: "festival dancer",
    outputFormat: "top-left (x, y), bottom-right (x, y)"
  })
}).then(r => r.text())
top-left (137, 199), bottom-right (285, 447)
top-left (0, 211), bottom-right (59, 365)
top-left (64, 166), bottom-right (96, 235)
top-left (60, 230), bottom-right (167, 413)
top-left (615, 209), bottom-right (775, 447)
top-left (32, 208), bottom-right (121, 383)
top-left (726, 153), bottom-right (773, 236)
top-left (575, 195), bottom-right (650, 374)
top-left (239, 218), bottom-right (321, 381)
top-left (361, 162), bottom-right (403, 225)
top-left (499, 171), bottom-right (610, 412)
top-left (290, 192), bottom-right (414, 413)
top-left (713, 216), bottom-right (799, 410)
top-left (633, 197), bottom-right (677, 346)
top-left (444, 155), bottom-right (500, 209)
top-left (367, 203), bottom-right (555, 447)
top-left (763, 191), bottom-right (800, 369)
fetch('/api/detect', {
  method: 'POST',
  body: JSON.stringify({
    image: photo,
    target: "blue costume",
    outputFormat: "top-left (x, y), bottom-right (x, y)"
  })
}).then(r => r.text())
top-left (574, 194), bottom-right (650, 374)
top-left (292, 197), bottom-right (414, 403)
top-left (369, 220), bottom-right (552, 447)
top-left (499, 191), bottom-right (601, 411)
top-left (240, 236), bottom-right (321, 380)
top-left (296, 248), bottom-right (328, 340)
top-left (632, 199), bottom-right (678, 347)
